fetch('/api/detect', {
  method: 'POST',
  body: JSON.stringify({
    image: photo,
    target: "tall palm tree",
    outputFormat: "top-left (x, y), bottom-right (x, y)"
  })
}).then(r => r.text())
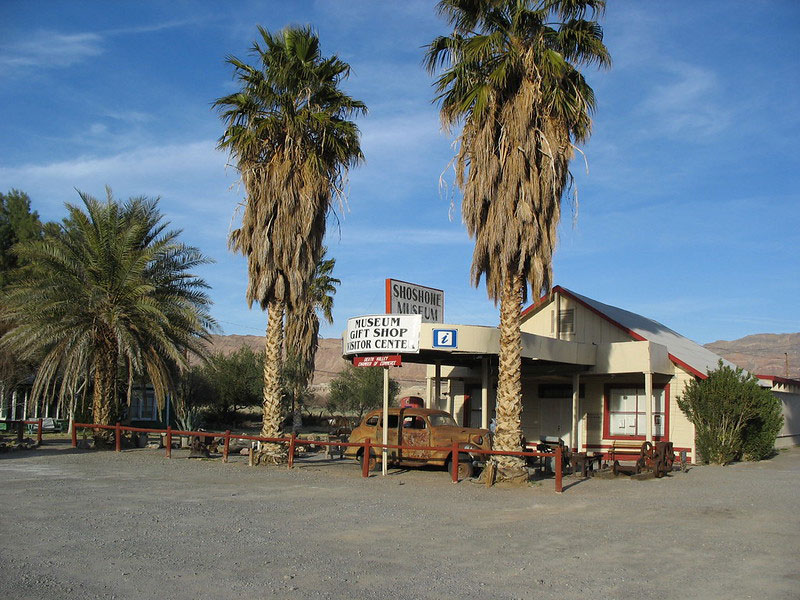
top-left (215, 26), bottom-right (365, 458)
top-left (426, 0), bottom-right (610, 482)
top-left (0, 189), bottom-right (215, 438)
top-left (284, 248), bottom-right (340, 429)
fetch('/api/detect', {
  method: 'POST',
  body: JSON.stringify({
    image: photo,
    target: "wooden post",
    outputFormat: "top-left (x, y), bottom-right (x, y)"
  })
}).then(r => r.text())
top-left (362, 438), bottom-right (371, 478)
top-left (451, 441), bottom-right (459, 483)
top-left (115, 422), bottom-right (122, 452)
top-left (223, 430), bottom-right (231, 463)
top-left (555, 446), bottom-right (563, 493)
top-left (37, 418), bottom-right (43, 445)
top-left (288, 432), bottom-right (296, 469)
top-left (165, 426), bottom-right (172, 459)
top-left (71, 424), bottom-right (78, 447)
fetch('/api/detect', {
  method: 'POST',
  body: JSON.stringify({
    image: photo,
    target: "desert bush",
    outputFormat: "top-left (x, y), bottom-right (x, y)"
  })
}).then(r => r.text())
top-left (678, 361), bottom-right (782, 464)
top-left (327, 364), bottom-right (400, 419)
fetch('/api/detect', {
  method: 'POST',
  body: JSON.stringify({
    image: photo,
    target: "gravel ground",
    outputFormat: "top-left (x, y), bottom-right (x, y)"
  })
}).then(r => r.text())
top-left (1, 442), bottom-right (798, 600)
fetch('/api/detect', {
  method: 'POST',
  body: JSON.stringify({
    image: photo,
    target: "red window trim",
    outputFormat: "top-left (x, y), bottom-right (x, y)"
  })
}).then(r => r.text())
top-left (602, 383), bottom-right (670, 442)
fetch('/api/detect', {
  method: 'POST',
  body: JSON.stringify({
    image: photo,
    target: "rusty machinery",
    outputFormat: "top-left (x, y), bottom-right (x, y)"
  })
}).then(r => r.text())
top-left (609, 441), bottom-right (675, 478)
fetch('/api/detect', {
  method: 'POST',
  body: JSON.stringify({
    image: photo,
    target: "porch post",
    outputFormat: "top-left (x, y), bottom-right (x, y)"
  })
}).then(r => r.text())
top-left (481, 357), bottom-right (489, 430)
top-left (425, 375), bottom-right (433, 409)
top-left (11, 390), bottom-right (17, 420)
top-left (571, 373), bottom-right (580, 452)
top-left (645, 371), bottom-right (654, 443)
top-left (434, 361), bottom-right (442, 411)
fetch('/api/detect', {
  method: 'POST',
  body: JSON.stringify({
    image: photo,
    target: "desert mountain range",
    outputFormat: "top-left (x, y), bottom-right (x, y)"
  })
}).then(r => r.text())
top-left (204, 331), bottom-right (800, 403)
top-left (704, 332), bottom-right (799, 379)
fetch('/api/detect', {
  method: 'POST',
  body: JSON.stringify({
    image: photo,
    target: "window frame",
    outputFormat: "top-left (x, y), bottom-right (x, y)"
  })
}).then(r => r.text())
top-left (602, 383), bottom-right (670, 441)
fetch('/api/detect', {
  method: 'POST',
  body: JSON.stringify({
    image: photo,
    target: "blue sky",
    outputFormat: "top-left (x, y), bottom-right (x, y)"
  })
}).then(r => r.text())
top-left (1, 1), bottom-right (798, 345)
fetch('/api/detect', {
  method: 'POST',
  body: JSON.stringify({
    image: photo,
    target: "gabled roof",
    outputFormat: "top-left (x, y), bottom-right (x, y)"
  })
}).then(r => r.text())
top-left (522, 286), bottom-right (739, 379)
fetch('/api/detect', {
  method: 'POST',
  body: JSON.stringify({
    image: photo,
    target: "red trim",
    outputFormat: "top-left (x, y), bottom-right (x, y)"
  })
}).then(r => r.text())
top-left (602, 383), bottom-right (670, 442)
top-left (757, 374), bottom-right (800, 386)
top-left (522, 286), bottom-right (708, 379)
top-left (385, 278), bottom-right (391, 314)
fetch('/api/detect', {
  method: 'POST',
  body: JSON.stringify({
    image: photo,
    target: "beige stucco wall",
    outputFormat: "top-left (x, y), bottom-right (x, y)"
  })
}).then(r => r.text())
top-left (773, 388), bottom-right (800, 448)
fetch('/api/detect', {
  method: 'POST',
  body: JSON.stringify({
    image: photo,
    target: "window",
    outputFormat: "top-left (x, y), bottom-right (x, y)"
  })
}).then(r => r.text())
top-left (606, 386), bottom-right (667, 439)
top-left (550, 309), bottom-right (575, 335)
top-left (375, 415), bottom-right (399, 428)
top-left (129, 386), bottom-right (157, 421)
top-left (538, 384), bottom-right (585, 399)
top-left (559, 309), bottom-right (575, 334)
top-left (403, 416), bottom-right (426, 429)
top-left (366, 416), bottom-right (379, 426)
top-left (429, 414), bottom-right (457, 427)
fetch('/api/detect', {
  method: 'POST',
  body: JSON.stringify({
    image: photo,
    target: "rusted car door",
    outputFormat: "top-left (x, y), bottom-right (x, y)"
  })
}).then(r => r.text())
top-left (399, 414), bottom-right (431, 461)
top-left (376, 414), bottom-right (400, 461)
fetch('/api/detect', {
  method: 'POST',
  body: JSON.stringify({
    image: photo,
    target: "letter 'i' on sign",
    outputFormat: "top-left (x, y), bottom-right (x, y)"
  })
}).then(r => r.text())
top-left (433, 329), bottom-right (457, 348)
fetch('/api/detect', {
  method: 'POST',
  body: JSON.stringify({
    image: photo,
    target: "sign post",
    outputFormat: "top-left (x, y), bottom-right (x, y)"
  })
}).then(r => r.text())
top-left (382, 366), bottom-right (389, 476)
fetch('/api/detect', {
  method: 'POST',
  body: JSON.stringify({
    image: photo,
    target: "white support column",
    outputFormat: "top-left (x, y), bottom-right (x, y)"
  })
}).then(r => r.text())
top-left (22, 390), bottom-right (28, 421)
top-left (425, 376), bottom-right (432, 409)
top-left (11, 390), bottom-right (17, 420)
top-left (571, 373), bottom-right (580, 452)
top-left (434, 361), bottom-right (442, 412)
top-left (481, 357), bottom-right (489, 430)
top-left (645, 372), bottom-right (654, 443)
top-left (554, 292), bottom-right (561, 339)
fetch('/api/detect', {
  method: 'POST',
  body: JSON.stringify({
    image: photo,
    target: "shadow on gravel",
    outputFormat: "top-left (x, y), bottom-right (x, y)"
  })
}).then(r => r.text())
top-left (0, 446), bottom-right (89, 460)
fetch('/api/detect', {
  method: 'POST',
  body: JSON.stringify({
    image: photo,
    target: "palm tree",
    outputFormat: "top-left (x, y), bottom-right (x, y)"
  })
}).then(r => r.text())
top-left (426, 0), bottom-right (610, 482)
top-left (284, 248), bottom-right (340, 430)
top-left (0, 189), bottom-right (215, 440)
top-left (215, 26), bottom-right (365, 458)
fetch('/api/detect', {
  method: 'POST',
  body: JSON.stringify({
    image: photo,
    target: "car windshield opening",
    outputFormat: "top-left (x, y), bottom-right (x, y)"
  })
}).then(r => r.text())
top-left (428, 414), bottom-right (456, 427)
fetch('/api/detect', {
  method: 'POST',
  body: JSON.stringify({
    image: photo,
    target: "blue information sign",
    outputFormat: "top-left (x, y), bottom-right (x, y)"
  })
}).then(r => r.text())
top-left (432, 329), bottom-right (457, 348)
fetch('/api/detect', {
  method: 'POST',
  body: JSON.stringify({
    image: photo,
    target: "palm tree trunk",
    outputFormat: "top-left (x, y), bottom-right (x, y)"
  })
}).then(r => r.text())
top-left (92, 346), bottom-right (117, 446)
top-left (491, 272), bottom-right (528, 483)
top-left (259, 300), bottom-right (286, 462)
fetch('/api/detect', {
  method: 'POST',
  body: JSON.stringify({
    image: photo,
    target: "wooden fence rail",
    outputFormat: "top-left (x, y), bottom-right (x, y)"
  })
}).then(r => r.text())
top-left (70, 422), bottom-right (564, 493)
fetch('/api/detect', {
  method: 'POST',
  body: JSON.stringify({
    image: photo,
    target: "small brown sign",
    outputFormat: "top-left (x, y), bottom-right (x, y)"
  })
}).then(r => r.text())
top-left (353, 355), bottom-right (402, 367)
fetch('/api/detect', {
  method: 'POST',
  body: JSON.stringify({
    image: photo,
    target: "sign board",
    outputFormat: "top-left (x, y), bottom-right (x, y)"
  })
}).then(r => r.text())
top-left (353, 355), bottom-right (402, 367)
top-left (432, 329), bottom-right (458, 348)
top-left (344, 314), bottom-right (421, 355)
top-left (385, 279), bottom-right (444, 323)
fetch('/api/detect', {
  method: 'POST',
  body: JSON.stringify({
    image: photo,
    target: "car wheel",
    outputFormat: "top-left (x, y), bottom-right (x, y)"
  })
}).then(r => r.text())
top-left (359, 449), bottom-right (378, 472)
top-left (448, 453), bottom-right (474, 480)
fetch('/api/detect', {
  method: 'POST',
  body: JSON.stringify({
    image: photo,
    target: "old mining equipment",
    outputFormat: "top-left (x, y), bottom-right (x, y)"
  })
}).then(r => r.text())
top-left (534, 436), bottom-right (571, 475)
top-left (609, 440), bottom-right (675, 477)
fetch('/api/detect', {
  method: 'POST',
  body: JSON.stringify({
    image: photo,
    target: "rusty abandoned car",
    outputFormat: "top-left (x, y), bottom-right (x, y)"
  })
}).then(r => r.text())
top-left (345, 407), bottom-right (491, 479)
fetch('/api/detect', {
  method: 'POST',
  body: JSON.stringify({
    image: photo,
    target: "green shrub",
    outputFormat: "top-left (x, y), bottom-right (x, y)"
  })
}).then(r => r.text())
top-left (741, 392), bottom-right (783, 461)
top-left (678, 361), bottom-right (782, 464)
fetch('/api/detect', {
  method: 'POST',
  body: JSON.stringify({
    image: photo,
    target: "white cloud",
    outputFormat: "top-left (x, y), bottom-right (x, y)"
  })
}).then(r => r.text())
top-left (639, 62), bottom-right (730, 138)
top-left (0, 31), bottom-right (104, 71)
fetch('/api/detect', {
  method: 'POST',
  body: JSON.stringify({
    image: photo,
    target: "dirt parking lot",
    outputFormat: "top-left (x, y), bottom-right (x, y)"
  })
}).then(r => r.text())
top-left (1, 442), bottom-right (798, 600)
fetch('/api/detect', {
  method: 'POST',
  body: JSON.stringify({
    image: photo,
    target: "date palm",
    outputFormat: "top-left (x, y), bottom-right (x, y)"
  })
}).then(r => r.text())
top-left (214, 26), bottom-right (365, 456)
top-left (426, 0), bottom-right (610, 481)
top-left (0, 189), bottom-right (215, 437)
